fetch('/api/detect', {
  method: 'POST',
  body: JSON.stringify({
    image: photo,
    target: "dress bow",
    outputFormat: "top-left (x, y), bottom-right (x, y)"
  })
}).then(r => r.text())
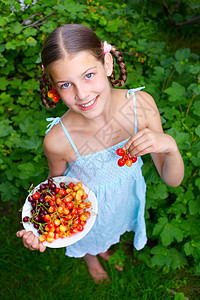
top-left (126, 86), bottom-right (145, 98)
top-left (45, 117), bottom-right (60, 134)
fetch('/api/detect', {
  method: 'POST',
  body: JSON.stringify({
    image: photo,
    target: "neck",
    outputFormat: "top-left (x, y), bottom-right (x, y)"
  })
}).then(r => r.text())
top-left (86, 87), bottom-right (116, 127)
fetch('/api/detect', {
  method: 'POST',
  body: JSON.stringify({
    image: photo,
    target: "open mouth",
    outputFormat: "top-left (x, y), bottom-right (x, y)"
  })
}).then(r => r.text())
top-left (78, 96), bottom-right (98, 111)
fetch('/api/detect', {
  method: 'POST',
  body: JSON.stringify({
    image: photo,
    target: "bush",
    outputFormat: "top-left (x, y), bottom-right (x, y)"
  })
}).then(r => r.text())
top-left (0, 0), bottom-right (199, 274)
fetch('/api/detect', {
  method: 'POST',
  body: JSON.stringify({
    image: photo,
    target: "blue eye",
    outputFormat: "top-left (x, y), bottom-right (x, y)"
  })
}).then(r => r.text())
top-left (61, 83), bottom-right (71, 89)
top-left (85, 73), bottom-right (93, 79)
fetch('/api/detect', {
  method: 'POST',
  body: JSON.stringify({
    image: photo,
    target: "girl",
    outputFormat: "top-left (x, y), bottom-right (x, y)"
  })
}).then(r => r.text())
top-left (17, 24), bottom-right (184, 283)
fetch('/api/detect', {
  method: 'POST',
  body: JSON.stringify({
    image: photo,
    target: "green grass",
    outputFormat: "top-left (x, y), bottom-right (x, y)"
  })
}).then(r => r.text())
top-left (1, 201), bottom-right (199, 300)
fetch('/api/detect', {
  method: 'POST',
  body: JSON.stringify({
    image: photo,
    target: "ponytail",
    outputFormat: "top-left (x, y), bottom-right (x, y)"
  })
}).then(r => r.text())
top-left (39, 69), bottom-right (56, 109)
top-left (109, 46), bottom-right (127, 87)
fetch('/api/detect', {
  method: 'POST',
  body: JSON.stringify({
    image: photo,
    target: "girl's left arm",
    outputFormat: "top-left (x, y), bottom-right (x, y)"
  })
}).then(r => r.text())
top-left (123, 92), bottom-right (184, 187)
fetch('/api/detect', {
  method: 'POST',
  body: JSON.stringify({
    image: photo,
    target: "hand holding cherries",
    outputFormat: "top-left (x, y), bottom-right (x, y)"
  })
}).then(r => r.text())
top-left (116, 147), bottom-right (137, 167)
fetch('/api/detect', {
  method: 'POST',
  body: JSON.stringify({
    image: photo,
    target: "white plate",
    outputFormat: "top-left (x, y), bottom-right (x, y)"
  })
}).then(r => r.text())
top-left (22, 176), bottom-right (98, 248)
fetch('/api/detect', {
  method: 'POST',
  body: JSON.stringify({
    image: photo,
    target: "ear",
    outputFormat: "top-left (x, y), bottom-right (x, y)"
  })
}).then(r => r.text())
top-left (104, 53), bottom-right (113, 77)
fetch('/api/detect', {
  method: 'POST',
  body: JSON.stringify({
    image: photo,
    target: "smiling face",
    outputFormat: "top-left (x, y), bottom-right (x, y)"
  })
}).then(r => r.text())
top-left (47, 51), bottom-right (113, 119)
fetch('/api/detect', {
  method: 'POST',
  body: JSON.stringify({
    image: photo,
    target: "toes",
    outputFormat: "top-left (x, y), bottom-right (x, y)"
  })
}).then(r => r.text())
top-left (88, 268), bottom-right (109, 284)
top-left (98, 250), bottom-right (114, 261)
top-left (115, 263), bottom-right (124, 271)
top-left (95, 274), bottom-right (110, 285)
top-left (99, 250), bottom-right (124, 271)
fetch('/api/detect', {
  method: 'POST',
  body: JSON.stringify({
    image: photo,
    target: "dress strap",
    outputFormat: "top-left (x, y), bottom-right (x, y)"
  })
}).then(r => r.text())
top-left (126, 86), bottom-right (145, 134)
top-left (45, 117), bottom-right (81, 157)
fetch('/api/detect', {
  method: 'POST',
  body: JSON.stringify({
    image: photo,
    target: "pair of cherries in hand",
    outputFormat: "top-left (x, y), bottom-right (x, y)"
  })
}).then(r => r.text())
top-left (116, 147), bottom-right (137, 167)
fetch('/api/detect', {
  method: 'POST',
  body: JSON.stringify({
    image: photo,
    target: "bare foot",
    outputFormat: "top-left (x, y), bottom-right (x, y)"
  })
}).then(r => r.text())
top-left (99, 250), bottom-right (124, 271)
top-left (84, 254), bottom-right (110, 284)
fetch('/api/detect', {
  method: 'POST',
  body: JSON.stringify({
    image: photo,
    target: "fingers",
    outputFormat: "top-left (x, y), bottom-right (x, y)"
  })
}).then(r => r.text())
top-left (22, 231), bottom-right (35, 249)
top-left (129, 141), bottom-right (153, 157)
top-left (16, 230), bottom-right (26, 237)
top-left (123, 130), bottom-right (152, 157)
top-left (123, 129), bottom-right (161, 157)
top-left (123, 130), bottom-right (144, 151)
top-left (17, 230), bottom-right (46, 252)
top-left (39, 243), bottom-right (46, 253)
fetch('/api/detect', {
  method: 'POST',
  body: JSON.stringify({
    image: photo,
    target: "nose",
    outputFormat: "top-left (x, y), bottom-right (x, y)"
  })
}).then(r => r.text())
top-left (75, 83), bottom-right (89, 101)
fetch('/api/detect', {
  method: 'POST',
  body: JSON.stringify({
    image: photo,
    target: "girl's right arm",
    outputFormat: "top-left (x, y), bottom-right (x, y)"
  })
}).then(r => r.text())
top-left (16, 130), bottom-right (69, 251)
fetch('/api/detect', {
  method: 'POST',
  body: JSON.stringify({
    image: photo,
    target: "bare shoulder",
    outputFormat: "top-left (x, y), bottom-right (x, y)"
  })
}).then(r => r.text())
top-left (136, 91), bottom-right (159, 113)
top-left (135, 91), bottom-right (161, 129)
top-left (43, 121), bottom-right (73, 161)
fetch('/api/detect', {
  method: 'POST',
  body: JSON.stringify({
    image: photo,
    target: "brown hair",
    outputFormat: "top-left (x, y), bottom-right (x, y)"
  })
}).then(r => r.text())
top-left (40, 24), bottom-right (127, 108)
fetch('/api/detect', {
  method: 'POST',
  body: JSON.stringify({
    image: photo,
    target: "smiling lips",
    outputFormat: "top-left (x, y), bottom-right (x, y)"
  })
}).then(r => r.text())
top-left (78, 96), bottom-right (99, 111)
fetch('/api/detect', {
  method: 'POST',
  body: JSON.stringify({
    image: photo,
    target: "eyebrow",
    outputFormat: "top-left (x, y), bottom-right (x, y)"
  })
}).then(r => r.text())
top-left (55, 67), bottom-right (97, 84)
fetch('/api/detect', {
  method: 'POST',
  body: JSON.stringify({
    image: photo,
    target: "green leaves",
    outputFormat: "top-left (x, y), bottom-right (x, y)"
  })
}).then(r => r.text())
top-left (108, 249), bottom-right (125, 268)
top-left (175, 48), bottom-right (191, 61)
top-left (15, 136), bottom-right (42, 150)
top-left (193, 101), bottom-right (200, 116)
top-left (184, 240), bottom-right (200, 259)
top-left (188, 83), bottom-right (200, 96)
top-left (148, 183), bottom-right (169, 200)
top-left (5, 41), bottom-right (17, 50)
top-left (26, 37), bottom-right (37, 47)
top-left (165, 128), bottom-right (190, 150)
top-left (0, 120), bottom-right (14, 137)
top-left (0, 181), bottom-right (19, 202)
top-left (10, 22), bottom-right (23, 34)
top-left (165, 82), bottom-right (185, 102)
top-left (153, 217), bottom-right (184, 246)
top-left (0, 77), bottom-right (9, 90)
top-left (151, 245), bottom-right (187, 271)
top-left (23, 27), bottom-right (38, 38)
top-left (17, 162), bottom-right (41, 180)
top-left (174, 293), bottom-right (185, 300)
top-left (161, 222), bottom-right (183, 246)
top-left (54, 1), bottom-right (86, 20)
top-left (188, 198), bottom-right (200, 215)
top-left (105, 19), bottom-right (123, 32)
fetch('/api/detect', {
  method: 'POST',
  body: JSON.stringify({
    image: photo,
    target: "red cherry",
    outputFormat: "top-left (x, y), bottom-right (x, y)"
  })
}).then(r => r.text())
top-left (52, 95), bottom-right (59, 103)
top-left (77, 224), bottom-right (84, 231)
top-left (33, 192), bottom-right (40, 200)
top-left (55, 187), bottom-right (60, 194)
top-left (23, 216), bottom-right (29, 222)
top-left (116, 148), bottom-right (125, 156)
top-left (131, 156), bottom-right (137, 163)
top-left (44, 214), bottom-right (51, 222)
top-left (47, 90), bottom-right (54, 98)
top-left (118, 158), bottom-right (125, 167)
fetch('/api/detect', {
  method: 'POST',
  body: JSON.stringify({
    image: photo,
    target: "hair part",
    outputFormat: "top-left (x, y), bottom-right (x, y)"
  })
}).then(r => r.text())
top-left (39, 24), bottom-right (127, 108)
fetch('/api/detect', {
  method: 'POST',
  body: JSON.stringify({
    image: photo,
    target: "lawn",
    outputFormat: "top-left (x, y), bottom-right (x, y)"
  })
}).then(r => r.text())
top-left (1, 201), bottom-right (199, 300)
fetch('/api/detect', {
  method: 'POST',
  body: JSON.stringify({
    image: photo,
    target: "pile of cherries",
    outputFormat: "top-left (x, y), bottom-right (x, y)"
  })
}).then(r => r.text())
top-left (23, 177), bottom-right (91, 243)
top-left (116, 147), bottom-right (137, 167)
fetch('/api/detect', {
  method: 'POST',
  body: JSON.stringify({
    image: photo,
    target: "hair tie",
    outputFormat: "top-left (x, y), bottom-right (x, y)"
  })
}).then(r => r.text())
top-left (103, 41), bottom-right (111, 54)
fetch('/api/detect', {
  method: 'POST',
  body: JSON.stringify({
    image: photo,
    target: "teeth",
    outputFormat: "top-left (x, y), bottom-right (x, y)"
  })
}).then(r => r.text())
top-left (80, 98), bottom-right (96, 108)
